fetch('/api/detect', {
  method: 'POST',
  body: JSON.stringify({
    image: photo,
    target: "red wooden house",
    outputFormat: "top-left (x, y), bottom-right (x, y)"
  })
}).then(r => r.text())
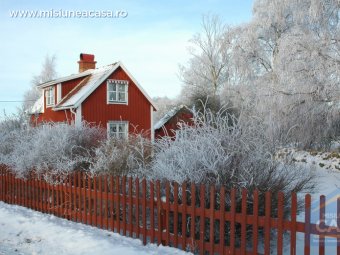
top-left (154, 105), bottom-right (193, 139)
top-left (30, 53), bottom-right (156, 140)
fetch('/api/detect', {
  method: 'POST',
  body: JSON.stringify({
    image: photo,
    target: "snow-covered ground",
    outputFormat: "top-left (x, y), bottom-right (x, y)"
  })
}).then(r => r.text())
top-left (0, 202), bottom-right (191, 255)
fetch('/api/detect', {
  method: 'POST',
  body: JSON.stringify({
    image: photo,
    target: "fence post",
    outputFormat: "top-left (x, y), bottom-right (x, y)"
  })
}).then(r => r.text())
top-left (150, 180), bottom-right (155, 243)
top-left (304, 194), bottom-right (311, 255)
top-left (156, 180), bottom-right (163, 245)
top-left (264, 191), bottom-right (271, 255)
top-left (199, 185), bottom-right (205, 255)
top-left (181, 182), bottom-right (187, 251)
top-left (128, 177), bottom-right (133, 237)
top-left (142, 178), bottom-right (147, 245)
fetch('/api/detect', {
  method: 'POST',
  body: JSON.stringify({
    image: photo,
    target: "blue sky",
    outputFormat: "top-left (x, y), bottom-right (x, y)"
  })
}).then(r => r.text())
top-left (0, 0), bottom-right (253, 118)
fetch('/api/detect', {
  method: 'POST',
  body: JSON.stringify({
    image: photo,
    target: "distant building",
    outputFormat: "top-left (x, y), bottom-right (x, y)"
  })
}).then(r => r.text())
top-left (154, 105), bottom-right (193, 139)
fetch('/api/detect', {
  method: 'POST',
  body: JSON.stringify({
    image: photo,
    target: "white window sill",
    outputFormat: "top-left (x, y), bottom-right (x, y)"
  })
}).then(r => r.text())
top-left (107, 101), bottom-right (128, 105)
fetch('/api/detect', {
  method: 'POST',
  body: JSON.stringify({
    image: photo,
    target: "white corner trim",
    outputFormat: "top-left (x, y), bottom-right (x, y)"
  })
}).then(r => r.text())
top-left (57, 83), bottom-right (62, 103)
top-left (75, 105), bottom-right (82, 127)
top-left (150, 105), bottom-right (154, 142)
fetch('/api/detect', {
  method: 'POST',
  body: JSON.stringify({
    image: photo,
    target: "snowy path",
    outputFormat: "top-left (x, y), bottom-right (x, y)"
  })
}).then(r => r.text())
top-left (0, 202), bottom-right (191, 255)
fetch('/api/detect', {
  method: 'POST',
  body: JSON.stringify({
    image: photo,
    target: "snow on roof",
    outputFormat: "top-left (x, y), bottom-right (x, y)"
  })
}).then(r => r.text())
top-left (37, 70), bottom-right (92, 89)
top-left (43, 61), bottom-right (157, 110)
top-left (55, 64), bottom-right (117, 109)
top-left (28, 94), bottom-right (44, 114)
top-left (154, 105), bottom-right (189, 130)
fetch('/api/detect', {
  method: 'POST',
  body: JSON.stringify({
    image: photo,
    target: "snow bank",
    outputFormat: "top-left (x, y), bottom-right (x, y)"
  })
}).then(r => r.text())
top-left (0, 202), bottom-right (191, 255)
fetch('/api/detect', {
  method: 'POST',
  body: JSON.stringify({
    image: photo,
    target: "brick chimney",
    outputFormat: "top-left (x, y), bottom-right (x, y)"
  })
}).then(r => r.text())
top-left (78, 53), bottom-right (96, 72)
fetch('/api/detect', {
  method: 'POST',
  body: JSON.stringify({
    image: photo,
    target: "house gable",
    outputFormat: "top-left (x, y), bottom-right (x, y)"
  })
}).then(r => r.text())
top-left (81, 66), bottom-right (152, 135)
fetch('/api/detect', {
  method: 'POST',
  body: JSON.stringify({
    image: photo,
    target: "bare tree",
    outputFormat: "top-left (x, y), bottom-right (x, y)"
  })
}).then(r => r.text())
top-left (23, 54), bottom-right (57, 111)
top-left (179, 15), bottom-right (234, 107)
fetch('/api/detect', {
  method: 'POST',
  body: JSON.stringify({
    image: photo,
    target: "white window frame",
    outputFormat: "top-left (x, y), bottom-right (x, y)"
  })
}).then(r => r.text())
top-left (45, 87), bottom-right (55, 107)
top-left (107, 80), bottom-right (129, 105)
top-left (107, 121), bottom-right (129, 139)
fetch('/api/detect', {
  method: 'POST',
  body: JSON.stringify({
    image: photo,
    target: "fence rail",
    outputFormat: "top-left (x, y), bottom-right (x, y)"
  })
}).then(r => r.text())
top-left (0, 167), bottom-right (339, 255)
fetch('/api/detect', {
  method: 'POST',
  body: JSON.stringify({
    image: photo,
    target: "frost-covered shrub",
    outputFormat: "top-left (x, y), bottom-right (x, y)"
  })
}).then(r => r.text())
top-left (2, 122), bottom-right (105, 181)
top-left (0, 113), bottom-right (28, 166)
top-left (151, 109), bottom-right (315, 213)
top-left (90, 133), bottom-right (152, 176)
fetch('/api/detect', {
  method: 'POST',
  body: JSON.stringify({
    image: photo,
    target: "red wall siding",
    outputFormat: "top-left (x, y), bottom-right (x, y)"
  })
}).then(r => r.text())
top-left (82, 67), bottom-right (152, 137)
top-left (31, 86), bottom-right (74, 125)
top-left (61, 77), bottom-right (86, 98)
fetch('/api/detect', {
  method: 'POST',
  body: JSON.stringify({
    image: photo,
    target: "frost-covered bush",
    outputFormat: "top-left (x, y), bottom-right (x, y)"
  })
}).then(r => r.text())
top-left (1, 122), bottom-right (105, 181)
top-left (89, 134), bottom-right (152, 176)
top-left (0, 112), bottom-right (28, 166)
top-left (150, 109), bottom-right (315, 213)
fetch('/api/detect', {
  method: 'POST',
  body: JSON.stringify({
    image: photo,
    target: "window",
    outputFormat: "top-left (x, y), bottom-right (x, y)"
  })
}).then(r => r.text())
top-left (108, 121), bottom-right (128, 139)
top-left (45, 87), bottom-right (55, 107)
top-left (107, 80), bottom-right (128, 104)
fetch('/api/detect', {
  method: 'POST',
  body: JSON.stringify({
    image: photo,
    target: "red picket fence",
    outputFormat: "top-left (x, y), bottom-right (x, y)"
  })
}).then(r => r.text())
top-left (0, 167), bottom-right (340, 255)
